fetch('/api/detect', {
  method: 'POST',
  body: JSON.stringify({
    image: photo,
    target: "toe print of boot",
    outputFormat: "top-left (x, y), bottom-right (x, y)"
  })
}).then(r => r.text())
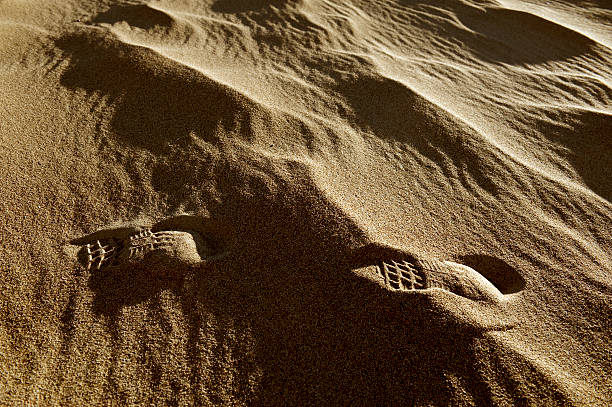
top-left (374, 258), bottom-right (504, 302)
top-left (353, 244), bottom-right (523, 303)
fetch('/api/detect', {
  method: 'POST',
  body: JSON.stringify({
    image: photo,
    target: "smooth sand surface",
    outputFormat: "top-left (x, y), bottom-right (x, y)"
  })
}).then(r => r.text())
top-left (1, 0), bottom-right (611, 405)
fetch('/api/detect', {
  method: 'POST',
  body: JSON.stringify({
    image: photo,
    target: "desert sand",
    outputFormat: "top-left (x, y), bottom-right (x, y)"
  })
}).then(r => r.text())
top-left (1, 0), bottom-right (611, 405)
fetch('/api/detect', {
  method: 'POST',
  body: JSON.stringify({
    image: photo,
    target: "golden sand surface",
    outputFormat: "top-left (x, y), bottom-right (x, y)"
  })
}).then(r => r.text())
top-left (1, 0), bottom-right (610, 405)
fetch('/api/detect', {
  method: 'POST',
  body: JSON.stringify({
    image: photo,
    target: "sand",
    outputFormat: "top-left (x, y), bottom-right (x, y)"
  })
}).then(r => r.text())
top-left (1, 0), bottom-right (610, 405)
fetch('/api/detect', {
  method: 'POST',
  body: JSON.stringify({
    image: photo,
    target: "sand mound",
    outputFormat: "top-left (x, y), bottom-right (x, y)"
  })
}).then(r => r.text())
top-left (1, 0), bottom-right (610, 405)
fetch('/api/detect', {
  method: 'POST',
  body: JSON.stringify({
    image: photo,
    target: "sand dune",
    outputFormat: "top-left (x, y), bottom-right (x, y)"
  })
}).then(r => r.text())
top-left (1, 0), bottom-right (611, 405)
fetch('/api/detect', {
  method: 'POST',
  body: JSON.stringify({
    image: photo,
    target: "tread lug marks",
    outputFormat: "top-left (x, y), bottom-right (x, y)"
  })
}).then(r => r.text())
top-left (76, 228), bottom-right (207, 272)
top-left (376, 260), bottom-right (426, 292)
top-left (81, 239), bottom-right (123, 271)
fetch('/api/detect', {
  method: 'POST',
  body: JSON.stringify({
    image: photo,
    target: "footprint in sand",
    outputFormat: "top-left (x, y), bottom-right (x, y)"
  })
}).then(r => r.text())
top-left (374, 258), bottom-right (504, 302)
top-left (71, 215), bottom-right (233, 274)
top-left (352, 244), bottom-right (522, 303)
top-left (77, 229), bottom-right (212, 272)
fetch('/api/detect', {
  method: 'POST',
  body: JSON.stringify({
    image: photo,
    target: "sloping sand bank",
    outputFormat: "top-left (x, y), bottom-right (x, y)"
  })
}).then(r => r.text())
top-left (1, 0), bottom-right (610, 405)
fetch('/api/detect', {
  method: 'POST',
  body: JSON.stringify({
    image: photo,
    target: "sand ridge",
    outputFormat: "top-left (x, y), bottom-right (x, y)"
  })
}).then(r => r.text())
top-left (1, 0), bottom-right (611, 405)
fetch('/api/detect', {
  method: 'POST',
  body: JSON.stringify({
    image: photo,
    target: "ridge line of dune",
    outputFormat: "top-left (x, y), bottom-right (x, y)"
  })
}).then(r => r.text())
top-left (367, 44), bottom-right (612, 90)
top-left (496, 0), bottom-right (612, 50)
top-left (511, 67), bottom-right (612, 89)
top-left (511, 101), bottom-right (612, 115)
top-left (102, 28), bottom-right (274, 110)
top-left (146, 2), bottom-right (246, 30)
top-left (108, 33), bottom-right (356, 141)
top-left (376, 71), bottom-right (612, 206)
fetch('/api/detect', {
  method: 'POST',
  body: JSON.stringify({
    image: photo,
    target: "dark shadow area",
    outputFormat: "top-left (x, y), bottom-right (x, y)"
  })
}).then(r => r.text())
top-left (87, 264), bottom-right (186, 315)
top-left (339, 73), bottom-right (501, 196)
top-left (459, 254), bottom-right (526, 295)
top-left (544, 109), bottom-right (611, 202)
top-left (90, 4), bottom-right (174, 30)
top-left (505, 107), bottom-right (612, 203)
top-left (55, 29), bottom-right (269, 153)
top-left (390, 0), bottom-right (596, 65)
top-left (59, 291), bottom-right (77, 355)
top-left (177, 181), bottom-right (567, 405)
top-left (212, 0), bottom-right (289, 14)
top-left (455, 7), bottom-right (598, 65)
top-left (165, 189), bottom-right (528, 405)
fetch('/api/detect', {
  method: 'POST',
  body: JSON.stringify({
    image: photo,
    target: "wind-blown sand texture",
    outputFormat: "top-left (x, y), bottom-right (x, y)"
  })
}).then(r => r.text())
top-left (1, 0), bottom-right (611, 405)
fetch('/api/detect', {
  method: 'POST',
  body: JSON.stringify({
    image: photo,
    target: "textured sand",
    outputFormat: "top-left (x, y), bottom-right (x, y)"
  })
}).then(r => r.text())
top-left (1, 0), bottom-right (611, 405)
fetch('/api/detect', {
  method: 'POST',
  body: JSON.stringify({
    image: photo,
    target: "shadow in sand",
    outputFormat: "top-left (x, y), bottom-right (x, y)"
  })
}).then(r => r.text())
top-left (394, 0), bottom-right (599, 65)
top-left (455, 7), bottom-right (600, 65)
top-left (55, 28), bottom-right (263, 153)
top-left (338, 74), bottom-right (501, 196)
top-left (460, 254), bottom-right (526, 295)
top-left (541, 109), bottom-right (611, 202)
top-left (91, 4), bottom-right (174, 30)
top-left (212, 0), bottom-right (288, 14)
top-left (87, 265), bottom-right (185, 315)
